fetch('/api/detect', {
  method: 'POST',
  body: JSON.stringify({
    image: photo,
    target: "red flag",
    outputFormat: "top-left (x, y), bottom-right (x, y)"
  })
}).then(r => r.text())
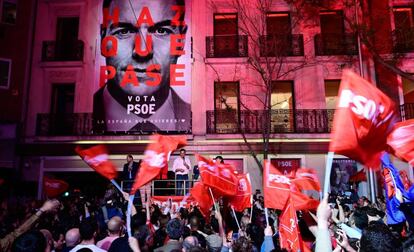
top-left (293, 168), bottom-right (321, 192)
top-left (131, 134), bottom-right (187, 194)
top-left (349, 169), bottom-right (367, 183)
top-left (43, 177), bottom-right (69, 198)
top-left (387, 119), bottom-right (414, 165)
top-left (279, 195), bottom-right (304, 252)
top-left (190, 181), bottom-right (214, 216)
top-left (227, 173), bottom-right (252, 212)
top-left (75, 145), bottom-right (118, 180)
top-left (264, 161), bottom-right (319, 210)
top-left (329, 70), bottom-right (397, 168)
top-left (399, 170), bottom-right (412, 191)
top-left (383, 168), bottom-right (395, 199)
top-left (197, 154), bottom-right (238, 196)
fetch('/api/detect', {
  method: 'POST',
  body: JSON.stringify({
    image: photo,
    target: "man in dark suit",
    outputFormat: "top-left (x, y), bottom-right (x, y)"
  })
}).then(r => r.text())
top-left (122, 154), bottom-right (139, 181)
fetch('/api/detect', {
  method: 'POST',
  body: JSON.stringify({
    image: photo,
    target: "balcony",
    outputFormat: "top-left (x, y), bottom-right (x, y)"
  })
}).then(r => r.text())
top-left (392, 28), bottom-right (414, 53)
top-left (41, 40), bottom-right (84, 61)
top-left (206, 35), bottom-right (248, 58)
top-left (206, 109), bottom-right (334, 134)
top-left (259, 34), bottom-right (304, 57)
top-left (36, 113), bottom-right (93, 136)
top-left (314, 33), bottom-right (358, 56)
top-left (400, 103), bottom-right (414, 120)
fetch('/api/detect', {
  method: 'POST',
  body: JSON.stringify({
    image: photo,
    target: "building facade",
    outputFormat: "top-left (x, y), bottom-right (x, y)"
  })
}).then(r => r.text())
top-left (16, 0), bottom-right (414, 198)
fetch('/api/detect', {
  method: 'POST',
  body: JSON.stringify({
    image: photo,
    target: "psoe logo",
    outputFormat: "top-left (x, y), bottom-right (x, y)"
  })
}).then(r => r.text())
top-left (144, 150), bottom-right (165, 168)
top-left (268, 174), bottom-right (291, 185)
top-left (238, 178), bottom-right (248, 191)
top-left (338, 89), bottom-right (385, 120)
top-left (84, 154), bottom-right (108, 166)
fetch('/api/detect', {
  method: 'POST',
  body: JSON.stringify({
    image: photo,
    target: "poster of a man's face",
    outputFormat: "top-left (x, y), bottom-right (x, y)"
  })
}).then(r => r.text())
top-left (93, 0), bottom-right (191, 133)
top-left (330, 159), bottom-right (358, 195)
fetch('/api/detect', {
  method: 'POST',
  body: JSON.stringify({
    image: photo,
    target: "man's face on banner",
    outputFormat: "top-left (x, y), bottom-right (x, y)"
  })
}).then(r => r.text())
top-left (104, 0), bottom-right (185, 96)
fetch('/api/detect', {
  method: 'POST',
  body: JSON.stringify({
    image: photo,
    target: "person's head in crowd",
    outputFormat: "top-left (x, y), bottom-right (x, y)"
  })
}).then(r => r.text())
top-left (52, 230), bottom-right (65, 251)
top-left (65, 228), bottom-right (80, 248)
top-left (159, 214), bottom-right (171, 229)
top-left (182, 236), bottom-right (199, 251)
top-left (77, 248), bottom-right (93, 252)
top-left (350, 208), bottom-right (368, 230)
top-left (231, 236), bottom-right (252, 252)
top-left (179, 207), bottom-right (189, 221)
top-left (214, 156), bottom-right (224, 164)
top-left (359, 222), bottom-right (402, 252)
top-left (167, 218), bottom-right (183, 240)
top-left (205, 234), bottom-right (222, 252)
top-left (366, 207), bottom-right (384, 223)
top-left (135, 225), bottom-right (150, 250)
top-left (107, 216), bottom-right (123, 236)
top-left (79, 219), bottom-right (98, 243)
top-left (189, 247), bottom-right (207, 252)
top-left (190, 216), bottom-right (200, 231)
top-left (40, 229), bottom-right (54, 252)
top-left (11, 230), bottom-right (47, 252)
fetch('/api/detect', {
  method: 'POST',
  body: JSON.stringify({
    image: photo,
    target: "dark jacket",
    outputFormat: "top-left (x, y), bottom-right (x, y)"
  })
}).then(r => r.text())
top-left (122, 161), bottom-right (140, 180)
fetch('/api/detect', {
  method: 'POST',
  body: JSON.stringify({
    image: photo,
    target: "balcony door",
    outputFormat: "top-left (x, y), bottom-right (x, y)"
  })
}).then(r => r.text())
top-left (264, 12), bottom-right (292, 56)
top-left (56, 17), bottom-right (80, 60)
top-left (214, 14), bottom-right (238, 57)
top-left (271, 81), bottom-right (294, 132)
top-left (393, 8), bottom-right (414, 52)
top-left (50, 83), bottom-right (75, 134)
top-left (214, 81), bottom-right (240, 133)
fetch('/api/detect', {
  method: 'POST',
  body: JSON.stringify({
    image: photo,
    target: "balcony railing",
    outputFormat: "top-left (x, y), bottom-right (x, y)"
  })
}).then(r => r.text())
top-left (41, 40), bottom-right (84, 61)
top-left (36, 113), bottom-right (93, 136)
top-left (400, 103), bottom-right (414, 121)
top-left (206, 109), bottom-right (335, 134)
top-left (259, 34), bottom-right (304, 57)
top-left (392, 28), bottom-right (414, 53)
top-left (314, 33), bottom-right (358, 56)
top-left (206, 35), bottom-right (248, 58)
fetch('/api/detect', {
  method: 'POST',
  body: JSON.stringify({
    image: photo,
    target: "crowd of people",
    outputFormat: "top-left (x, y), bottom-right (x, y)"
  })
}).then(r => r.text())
top-left (0, 179), bottom-right (413, 252)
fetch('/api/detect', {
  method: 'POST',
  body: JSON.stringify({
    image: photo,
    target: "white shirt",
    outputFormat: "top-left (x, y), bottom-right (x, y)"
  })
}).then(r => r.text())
top-left (173, 156), bottom-right (191, 175)
top-left (70, 244), bottom-right (107, 252)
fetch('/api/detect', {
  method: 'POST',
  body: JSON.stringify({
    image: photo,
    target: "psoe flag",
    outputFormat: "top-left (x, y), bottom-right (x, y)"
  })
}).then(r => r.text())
top-left (387, 119), bottom-right (414, 166)
top-left (329, 70), bottom-right (397, 168)
top-left (75, 145), bottom-right (118, 180)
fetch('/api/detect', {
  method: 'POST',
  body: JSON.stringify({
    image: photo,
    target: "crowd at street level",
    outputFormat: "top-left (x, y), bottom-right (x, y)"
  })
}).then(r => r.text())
top-left (0, 182), bottom-right (414, 252)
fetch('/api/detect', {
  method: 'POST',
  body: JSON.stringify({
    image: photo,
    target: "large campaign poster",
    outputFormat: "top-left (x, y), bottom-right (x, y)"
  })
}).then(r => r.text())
top-left (93, 0), bottom-right (192, 133)
top-left (330, 159), bottom-right (358, 195)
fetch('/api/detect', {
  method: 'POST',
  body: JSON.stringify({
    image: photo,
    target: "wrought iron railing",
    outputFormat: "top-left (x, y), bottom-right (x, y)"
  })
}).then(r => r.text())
top-left (36, 113), bottom-right (93, 136)
top-left (400, 103), bottom-right (414, 121)
top-left (41, 40), bottom-right (84, 61)
top-left (392, 28), bottom-right (414, 53)
top-left (314, 33), bottom-right (358, 56)
top-left (259, 34), bottom-right (304, 57)
top-left (206, 35), bottom-right (248, 58)
top-left (206, 109), bottom-right (335, 134)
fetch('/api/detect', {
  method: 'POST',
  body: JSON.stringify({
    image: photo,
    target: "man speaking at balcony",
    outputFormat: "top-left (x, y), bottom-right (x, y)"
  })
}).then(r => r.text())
top-left (93, 0), bottom-right (191, 133)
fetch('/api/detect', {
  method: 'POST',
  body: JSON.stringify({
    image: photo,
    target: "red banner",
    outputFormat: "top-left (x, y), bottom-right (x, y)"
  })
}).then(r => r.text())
top-left (387, 119), bottom-right (414, 166)
top-left (43, 177), bottom-right (69, 198)
top-left (190, 181), bottom-right (214, 216)
top-left (227, 173), bottom-right (252, 212)
top-left (279, 196), bottom-right (304, 252)
top-left (329, 70), bottom-right (397, 168)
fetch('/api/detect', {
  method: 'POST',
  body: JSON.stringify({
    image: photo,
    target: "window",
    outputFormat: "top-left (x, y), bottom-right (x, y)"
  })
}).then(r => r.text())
top-left (51, 83), bottom-right (75, 114)
top-left (393, 7), bottom-right (414, 52)
top-left (213, 14), bottom-right (239, 57)
top-left (55, 17), bottom-right (80, 60)
top-left (266, 12), bottom-right (291, 35)
top-left (1, 0), bottom-right (17, 24)
top-left (262, 12), bottom-right (295, 56)
top-left (316, 11), bottom-right (349, 55)
top-left (324, 80), bottom-right (340, 109)
top-left (271, 81), bottom-right (294, 132)
top-left (403, 76), bottom-right (414, 103)
top-left (393, 7), bottom-right (413, 31)
top-left (0, 58), bottom-right (11, 89)
top-left (214, 81), bottom-right (239, 133)
top-left (320, 11), bottom-right (344, 35)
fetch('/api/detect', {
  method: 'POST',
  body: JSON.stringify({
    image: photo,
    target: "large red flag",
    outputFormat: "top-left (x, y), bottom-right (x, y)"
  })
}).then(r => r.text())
top-left (190, 181), bottom-right (214, 216)
top-left (293, 168), bottom-right (321, 192)
top-left (279, 195), bottom-right (304, 252)
top-left (197, 154), bottom-right (238, 196)
top-left (264, 160), bottom-right (319, 210)
top-left (43, 177), bottom-right (69, 198)
top-left (227, 173), bottom-right (252, 212)
top-left (75, 145), bottom-right (118, 180)
top-left (329, 70), bottom-right (397, 168)
top-left (387, 119), bottom-right (414, 165)
top-left (131, 134), bottom-right (187, 194)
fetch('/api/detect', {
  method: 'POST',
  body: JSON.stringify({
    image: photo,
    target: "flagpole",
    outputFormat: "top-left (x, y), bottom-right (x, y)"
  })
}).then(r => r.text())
top-left (265, 157), bottom-right (270, 227)
top-left (126, 195), bottom-right (134, 237)
top-left (323, 152), bottom-right (335, 196)
top-left (264, 207), bottom-right (270, 227)
top-left (110, 179), bottom-right (123, 193)
top-left (231, 206), bottom-right (241, 231)
top-left (208, 187), bottom-right (217, 212)
top-left (249, 195), bottom-right (253, 223)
